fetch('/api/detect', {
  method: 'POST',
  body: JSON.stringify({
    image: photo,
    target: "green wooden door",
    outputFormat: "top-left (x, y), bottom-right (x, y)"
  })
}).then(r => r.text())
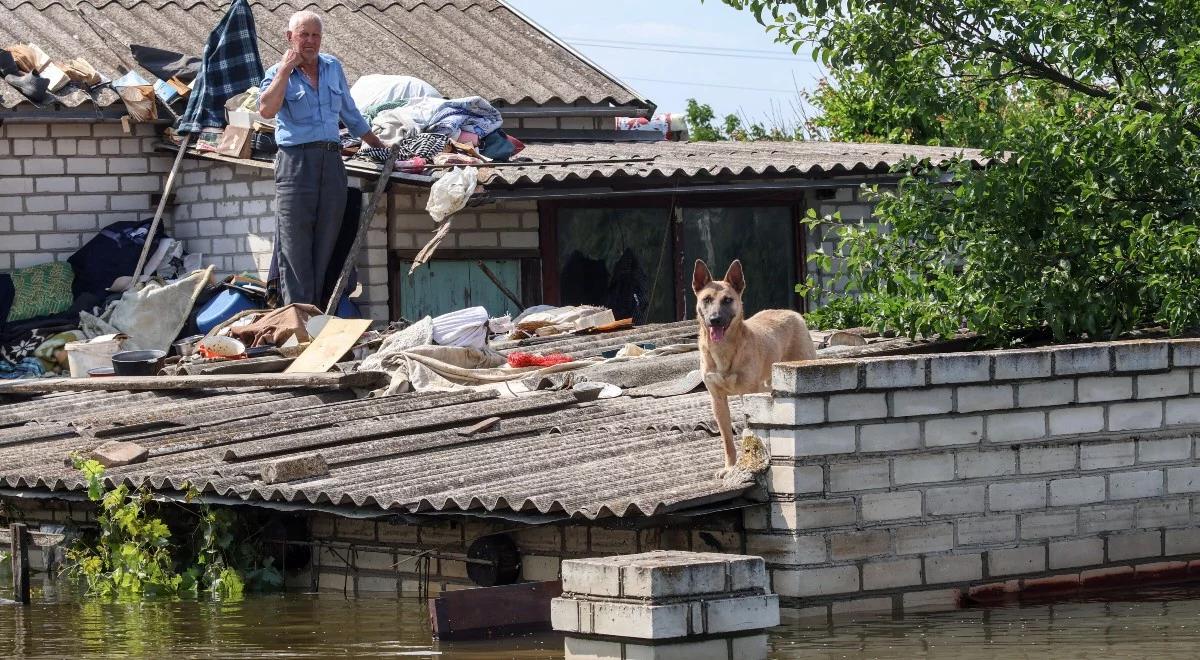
top-left (398, 259), bottom-right (522, 320)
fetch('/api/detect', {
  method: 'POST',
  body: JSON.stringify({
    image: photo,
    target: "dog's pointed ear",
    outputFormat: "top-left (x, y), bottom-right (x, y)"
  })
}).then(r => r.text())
top-left (723, 260), bottom-right (746, 294)
top-left (692, 259), bottom-right (712, 293)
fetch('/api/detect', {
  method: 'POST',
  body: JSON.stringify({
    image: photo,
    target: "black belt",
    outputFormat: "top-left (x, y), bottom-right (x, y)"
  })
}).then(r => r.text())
top-left (287, 141), bottom-right (341, 152)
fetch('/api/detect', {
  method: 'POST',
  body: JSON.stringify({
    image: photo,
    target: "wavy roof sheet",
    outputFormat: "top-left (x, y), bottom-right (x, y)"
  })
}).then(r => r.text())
top-left (481, 140), bottom-right (990, 187)
top-left (0, 323), bottom-right (753, 520)
top-left (0, 0), bottom-right (647, 110)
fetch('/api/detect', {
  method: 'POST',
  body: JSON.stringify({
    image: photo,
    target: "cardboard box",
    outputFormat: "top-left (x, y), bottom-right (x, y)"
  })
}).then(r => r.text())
top-left (215, 125), bottom-right (252, 159)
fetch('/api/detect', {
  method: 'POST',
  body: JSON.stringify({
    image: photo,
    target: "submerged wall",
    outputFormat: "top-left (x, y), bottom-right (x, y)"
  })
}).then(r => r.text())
top-left (746, 338), bottom-right (1200, 620)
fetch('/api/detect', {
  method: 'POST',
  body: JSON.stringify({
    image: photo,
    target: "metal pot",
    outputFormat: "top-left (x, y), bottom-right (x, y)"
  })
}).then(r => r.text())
top-left (111, 349), bottom-right (167, 376)
top-left (173, 334), bottom-right (205, 358)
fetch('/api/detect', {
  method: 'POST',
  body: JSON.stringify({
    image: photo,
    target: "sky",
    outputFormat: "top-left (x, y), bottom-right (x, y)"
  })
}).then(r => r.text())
top-left (504, 0), bottom-right (825, 130)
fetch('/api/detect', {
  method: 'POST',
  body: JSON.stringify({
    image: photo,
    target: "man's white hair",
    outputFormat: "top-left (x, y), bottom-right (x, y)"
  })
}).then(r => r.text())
top-left (288, 10), bottom-right (323, 32)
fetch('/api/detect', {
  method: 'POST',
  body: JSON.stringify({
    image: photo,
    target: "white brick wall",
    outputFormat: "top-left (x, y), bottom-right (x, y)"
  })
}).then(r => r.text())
top-left (0, 122), bottom-right (168, 271)
top-left (749, 337), bottom-right (1200, 618)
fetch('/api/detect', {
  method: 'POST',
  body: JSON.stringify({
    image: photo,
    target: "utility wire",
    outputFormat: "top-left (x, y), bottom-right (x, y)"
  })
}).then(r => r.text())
top-left (565, 36), bottom-right (809, 59)
top-left (569, 40), bottom-right (808, 62)
top-left (619, 77), bottom-right (796, 94)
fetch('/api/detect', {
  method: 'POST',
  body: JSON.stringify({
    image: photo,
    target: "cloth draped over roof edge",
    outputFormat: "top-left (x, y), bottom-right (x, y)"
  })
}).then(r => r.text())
top-left (177, 0), bottom-right (264, 135)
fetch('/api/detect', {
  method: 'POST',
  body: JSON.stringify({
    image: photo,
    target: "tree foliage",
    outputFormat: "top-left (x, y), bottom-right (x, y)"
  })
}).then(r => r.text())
top-left (721, 0), bottom-right (1200, 342)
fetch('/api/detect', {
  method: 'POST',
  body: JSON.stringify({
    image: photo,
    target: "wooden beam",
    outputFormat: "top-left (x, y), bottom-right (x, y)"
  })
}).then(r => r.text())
top-left (10, 523), bottom-right (30, 605)
top-left (0, 371), bottom-right (387, 394)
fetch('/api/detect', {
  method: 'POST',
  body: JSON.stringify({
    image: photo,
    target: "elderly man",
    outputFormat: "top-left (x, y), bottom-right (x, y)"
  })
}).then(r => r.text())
top-left (259, 10), bottom-right (385, 307)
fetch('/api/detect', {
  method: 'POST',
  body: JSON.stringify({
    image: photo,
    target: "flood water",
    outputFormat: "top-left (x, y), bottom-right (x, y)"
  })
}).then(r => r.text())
top-left (7, 579), bottom-right (1200, 658)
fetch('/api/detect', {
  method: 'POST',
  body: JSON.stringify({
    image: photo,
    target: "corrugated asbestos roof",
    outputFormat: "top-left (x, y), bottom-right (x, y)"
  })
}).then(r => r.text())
top-left (0, 0), bottom-right (647, 111)
top-left (0, 322), bottom-right (755, 520)
top-left (482, 140), bottom-right (990, 187)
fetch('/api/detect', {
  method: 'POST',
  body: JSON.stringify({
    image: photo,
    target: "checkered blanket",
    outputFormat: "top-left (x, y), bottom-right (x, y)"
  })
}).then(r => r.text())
top-left (177, 0), bottom-right (263, 135)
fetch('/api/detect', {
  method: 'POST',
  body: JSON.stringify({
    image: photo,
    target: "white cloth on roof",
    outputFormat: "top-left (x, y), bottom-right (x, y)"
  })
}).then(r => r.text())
top-left (431, 306), bottom-right (489, 349)
top-left (350, 74), bottom-right (442, 111)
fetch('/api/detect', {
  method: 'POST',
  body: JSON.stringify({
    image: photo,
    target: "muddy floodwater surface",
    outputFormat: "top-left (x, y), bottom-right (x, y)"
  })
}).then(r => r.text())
top-left (7, 579), bottom-right (1200, 658)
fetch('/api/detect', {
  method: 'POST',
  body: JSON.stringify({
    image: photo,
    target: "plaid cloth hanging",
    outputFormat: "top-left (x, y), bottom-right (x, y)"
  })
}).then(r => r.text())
top-left (177, 0), bottom-right (263, 135)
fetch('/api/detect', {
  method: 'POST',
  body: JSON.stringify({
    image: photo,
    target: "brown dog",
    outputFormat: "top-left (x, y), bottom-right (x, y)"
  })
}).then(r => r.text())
top-left (693, 259), bottom-right (817, 476)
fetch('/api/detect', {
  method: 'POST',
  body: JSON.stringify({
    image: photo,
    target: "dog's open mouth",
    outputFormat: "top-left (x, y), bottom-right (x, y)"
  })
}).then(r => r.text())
top-left (708, 325), bottom-right (727, 343)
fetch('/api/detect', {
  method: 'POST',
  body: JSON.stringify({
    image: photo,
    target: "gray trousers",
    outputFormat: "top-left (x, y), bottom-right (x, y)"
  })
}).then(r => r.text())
top-left (274, 144), bottom-right (347, 307)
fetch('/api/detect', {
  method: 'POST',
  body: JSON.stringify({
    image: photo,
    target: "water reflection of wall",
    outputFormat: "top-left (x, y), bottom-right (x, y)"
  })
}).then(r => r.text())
top-left (564, 633), bottom-right (768, 660)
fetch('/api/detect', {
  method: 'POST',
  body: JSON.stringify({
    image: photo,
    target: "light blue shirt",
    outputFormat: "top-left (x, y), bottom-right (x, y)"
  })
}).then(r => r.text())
top-left (260, 53), bottom-right (370, 147)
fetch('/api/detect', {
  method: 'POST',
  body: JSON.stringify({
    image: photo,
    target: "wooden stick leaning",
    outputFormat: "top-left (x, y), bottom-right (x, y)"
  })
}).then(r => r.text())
top-left (130, 133), bottom-right (193, 286)
top-left (475, 260), bottom-right (524, 311)
top-left (325, 143), bottom-right (400, 315)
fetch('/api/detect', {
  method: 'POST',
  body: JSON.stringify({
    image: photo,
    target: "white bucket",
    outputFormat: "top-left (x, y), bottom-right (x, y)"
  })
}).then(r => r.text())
top-left (65, 335), bottom-right (127, 378)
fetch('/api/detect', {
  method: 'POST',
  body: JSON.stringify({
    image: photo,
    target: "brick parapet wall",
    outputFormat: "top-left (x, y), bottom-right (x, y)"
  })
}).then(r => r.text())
top-left (745, 338), bottom-right (1200, 619)
top-left (389, 192), bottom-right (539, 253)
top-left (0, 122), bottom-right (171, 270)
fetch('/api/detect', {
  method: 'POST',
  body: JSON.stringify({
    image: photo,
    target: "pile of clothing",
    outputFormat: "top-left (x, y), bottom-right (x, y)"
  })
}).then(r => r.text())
top-left (341, 75), bottom-right (525, 173)
top-left (0, 219), bottom-right (204, 379)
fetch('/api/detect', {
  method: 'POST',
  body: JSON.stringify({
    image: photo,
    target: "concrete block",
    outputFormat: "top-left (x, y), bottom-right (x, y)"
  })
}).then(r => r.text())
top-left (1107, 531), bottom-right (1162, 561)
top-left (1019, 445), bottom-right (1078, 473)
top-left (924, 416), bottom-right (983, 447)
top-left (755, 396), bottom-right (824, 426)
top-left (777, 426), bottom-right (856, 457)
top-left (746, 533), bottom-right (826, 565)
top-left (1019, 511), bottom-right (1077, 539)
top-left (1114, 341), bottom-right (1169, 372)
top-left (1137, 437), bottom-right (1191, 463)
top-left (774, 360), bottom-right (858, 394)
top-left (987, 545), bottom-right (1045, 576)
top-left (859, 421), bottom-right (922, 452)
top-left (1017, 380), bottom-right (1076, 408)
top-left (1137, 371), bottom-right (1190, 398)
top-left (1049, 476), bottom-right (1106, 506)
top-left (771, 565), bottom-right (859, 598)
top-left (1081, 441), bottom-right (1136, 470)
top-left (1165, 528), bottom-right (1200, 555)
top-left (893, 454), bottom-right (955, 485)
top-left (89, 440), bottom-right (148, 468)
top-left (1080, 504), bottom-right (1134, 534)
top-left (924, 553), bottom-right (983, 583)
top-left (926, 485), bottom-right (986, 516)
top-left (994, 350), bottom-right (1053, 380)
top-left (862, 558), bottom-right (922, 590)
top-left (701, 594), bottom-right (780, 635)
top-left (775, 498), bottom-right (857, 530)
top-left (1170, 340), bottom-right (1200, 367)
top-left (957, 515), bottom-right (1017, 545)
top-left (956, 450), bottom-right (1017, 478)
top-left (1108, 469), bottom-right (1164, 500)
top-left (1108, 401), bottom-right (1164, 431)
top-left (1136, 499), bottom-right (1190, 528)
top-left (1078, 376), bottom-right (1133, 403)
top-left (619, 556), bottom-right (737, 599)
top-left (957, 385), bottom-right (1014, 413)
top-left (863, 357), bottom-right (926, 389)
top-left (986, 411), bottom-right (1046, 442)
top-left (1167, 467), bottom-right (1200, 494)
top-left (894, 523), bottom-right (954, 555)
top-left (768, 465), bottom-right (825, 495)
top-left (1049, 538), bottom-right (1105, 569)
top-left (829, 461), bottom-right (890, 492)
top-left (830, 530), bottom-right (891, 561)
top-left (1053, 345), bottom-right (1111, 376)
top-left (861, 491), bottom-right (922, 522)
top-left (260, 453), bottom-right (329, 484)
top-left (893, 388), bottom-right (954, 417)
top-left (1166, 399), bottom-right (1200, 425)
top-left (563, 599), bottom-right (689, 638)
top-left (1048, 407), bottom-right (1105, 436)
top-left (988, 481), bottom-right (1047, 511)
top-left (930, 353), bottom-right (991, 384)
top-left (828, 393), bottom-right (887, 422)
top-left (903, 589), bottom-right (963, 613)
top-left (562, 557), bottom-right (622, 597)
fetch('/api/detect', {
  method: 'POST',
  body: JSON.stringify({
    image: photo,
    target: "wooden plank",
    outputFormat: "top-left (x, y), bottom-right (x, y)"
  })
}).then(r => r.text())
top-left (10, 523), bottom-right (30, 605)
top-left (430, 580), bottom-right (561, 640)
top-left (457, 416), bottom-right (501, 437)
top-left (284, 318), bottom-right (373, 374)
top-left (185, 356), bottom-right (294, 376)
top-left (0, 371), bottom-right (387, 394)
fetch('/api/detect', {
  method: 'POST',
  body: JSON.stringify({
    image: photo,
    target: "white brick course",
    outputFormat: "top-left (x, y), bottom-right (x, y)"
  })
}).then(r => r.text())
top-left (893, 454), bottom-right (954, 485)
top-left (986, 411), bottom-right (1046, 442)
top-left (957, 385), bottom-right (1013, 413)
top-left (924, 416), bottom-right (983, 447)
top-left (1108, 469), bottom-right (1164, 500)
top-left (1049, 476), bottom-right (1106, 506)
top-left (859, 421), bottom-right (921, 452)
top-left (892, 388), bottom-right (954, 417)
top-left (861, 490), bottom-right (922, 522)
top-left (988, 545), bottom-right (1045, 576)
top-left (1048, 407), bottom-right (1105, 436)
top-left (1107, 401), bottom-right (1164, 431)
top-left (988, 481), bottom-right (1046, 511)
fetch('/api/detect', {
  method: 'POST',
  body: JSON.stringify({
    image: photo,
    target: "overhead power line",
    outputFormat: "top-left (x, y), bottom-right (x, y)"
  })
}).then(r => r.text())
top-left (569, 40), bottom-right (810, 63)
top-left (622, 76), bottom-right (800, 94)
top-left (565, 36), bottom-right (808, 58)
